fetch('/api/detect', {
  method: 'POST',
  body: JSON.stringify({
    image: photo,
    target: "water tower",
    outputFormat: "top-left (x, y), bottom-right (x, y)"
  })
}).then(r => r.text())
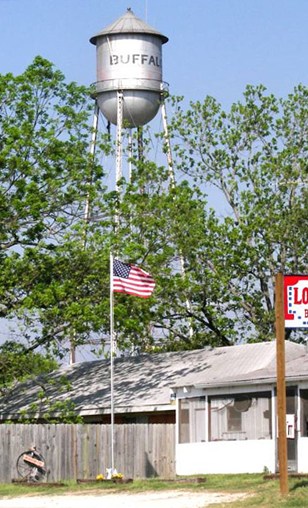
top-left (90, 7), bottom-right (168, 127)
top-left (89, 9), bottom-right (172, 188)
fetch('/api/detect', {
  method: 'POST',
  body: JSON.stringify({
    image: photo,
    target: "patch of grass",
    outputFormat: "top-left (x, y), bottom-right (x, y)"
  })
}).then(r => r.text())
top-left (1, 474), bottom-right (308, 506)
top-left (200, 473), bottom-right (264, 492)
top-left (204, 476), bottom-right (308, 507)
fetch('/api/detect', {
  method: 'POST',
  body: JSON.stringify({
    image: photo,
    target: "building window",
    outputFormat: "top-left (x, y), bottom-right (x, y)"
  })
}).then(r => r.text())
top-left (209, 392), bottom-right (272, 441)
top-left (179, 399), bottom-right (190, 443)
top-left (178, 397), bottom-right (206, 443)
top-left (300, 389), bottom-right (308, 436)
top-left (227, 406), bottom-right (242, 431)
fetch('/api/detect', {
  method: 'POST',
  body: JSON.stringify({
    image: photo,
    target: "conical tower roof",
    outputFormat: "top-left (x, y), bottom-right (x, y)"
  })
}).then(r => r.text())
top-left (90, 8), bottom-right (168, 45)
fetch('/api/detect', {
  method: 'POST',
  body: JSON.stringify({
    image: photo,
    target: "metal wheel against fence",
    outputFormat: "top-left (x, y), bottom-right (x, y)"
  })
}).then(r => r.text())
top-left (0, 423), bottom-right (176, 482)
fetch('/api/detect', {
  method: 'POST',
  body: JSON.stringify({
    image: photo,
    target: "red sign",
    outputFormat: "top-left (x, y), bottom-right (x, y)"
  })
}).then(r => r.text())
top-left (23, 454), bottom-right (45, 468)
top-left (284, 275), bottom-right (308, 328)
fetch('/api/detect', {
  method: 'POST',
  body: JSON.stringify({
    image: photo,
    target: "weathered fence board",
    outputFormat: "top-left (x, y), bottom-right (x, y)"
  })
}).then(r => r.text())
top-left (0, 424), bottom-right (175, 482)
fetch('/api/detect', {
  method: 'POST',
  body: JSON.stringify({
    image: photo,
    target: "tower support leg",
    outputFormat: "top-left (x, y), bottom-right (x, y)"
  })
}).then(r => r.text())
top-left (84, 101), bottom-right (100, 223)
top-left (161, 99), bottom-right (175, 188)
top-left (116, 91), bottom-right (124, 193)
top-left (161, 99), bottom-right (194, 339)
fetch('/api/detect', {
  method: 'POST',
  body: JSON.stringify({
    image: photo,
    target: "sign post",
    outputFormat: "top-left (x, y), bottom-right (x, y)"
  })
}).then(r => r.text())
top-left (275, 272), bottom-right (288, 496)
top-left (276, 273), bottom-right (308, 496)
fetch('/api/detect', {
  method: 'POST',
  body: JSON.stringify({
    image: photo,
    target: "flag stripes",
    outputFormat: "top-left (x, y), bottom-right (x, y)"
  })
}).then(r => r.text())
top-left (113, 259), bottom-right (155, 298)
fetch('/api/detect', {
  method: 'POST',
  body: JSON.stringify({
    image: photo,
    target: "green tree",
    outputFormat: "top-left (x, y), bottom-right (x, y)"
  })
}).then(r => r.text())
top-left (0, 57), bottom-right (112, 353)
top-left (97, 85), bottom-right (307, 350)
top-left (164, 84), bottom-right (307, 344)
top-left (0, 56), bottom-right (95, 252)
top-left (0, 341), bottom-right (58, 394)
top-left (0, 341), bottom-right (83, 423)
top-left (1, 58), bottom-right (307, 355)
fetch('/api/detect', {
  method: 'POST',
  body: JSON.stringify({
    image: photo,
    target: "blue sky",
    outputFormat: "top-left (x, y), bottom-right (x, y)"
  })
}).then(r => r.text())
top-left (1, 0), bottom-right (308, 107)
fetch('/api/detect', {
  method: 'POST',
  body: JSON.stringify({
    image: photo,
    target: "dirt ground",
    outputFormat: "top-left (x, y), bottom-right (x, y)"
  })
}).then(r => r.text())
top-left (0, 490), bottom-right (248, 508)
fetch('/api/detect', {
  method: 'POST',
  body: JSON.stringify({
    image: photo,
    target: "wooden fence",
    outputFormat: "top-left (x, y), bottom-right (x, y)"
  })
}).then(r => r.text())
top-left (0, 423), bottom-right (176, 482)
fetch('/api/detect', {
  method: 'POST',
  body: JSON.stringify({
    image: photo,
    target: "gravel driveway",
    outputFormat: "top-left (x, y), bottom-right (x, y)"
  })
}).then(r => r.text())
top-left (0, 490), bottom-right (248, 508)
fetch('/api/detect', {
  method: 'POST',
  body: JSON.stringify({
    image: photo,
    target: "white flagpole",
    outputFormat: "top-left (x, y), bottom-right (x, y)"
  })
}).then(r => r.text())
top-left (110, 251), bottom-right (115, 472)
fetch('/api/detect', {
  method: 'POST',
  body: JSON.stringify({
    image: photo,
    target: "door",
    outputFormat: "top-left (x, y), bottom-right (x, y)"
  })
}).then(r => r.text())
top-left (276, 386), bottom-right (298, 473)
top-left (286, 386), bottom-right (297, 472)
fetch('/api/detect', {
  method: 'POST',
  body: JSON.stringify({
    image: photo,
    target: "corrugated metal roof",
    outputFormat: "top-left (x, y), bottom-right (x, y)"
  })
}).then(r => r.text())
top-left (173, 341), bottom-right (306, 388)
top-left (0, 341), bottom-right (307, 419)
top-left (90, 8), bottom-right (168, 45)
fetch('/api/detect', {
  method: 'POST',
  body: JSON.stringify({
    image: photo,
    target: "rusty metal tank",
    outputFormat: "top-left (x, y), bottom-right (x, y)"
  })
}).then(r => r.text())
top-left (90, 8), bottom-right (168, 127)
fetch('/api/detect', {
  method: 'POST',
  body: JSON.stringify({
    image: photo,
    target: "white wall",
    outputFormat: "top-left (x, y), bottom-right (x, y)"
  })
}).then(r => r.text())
top-left (176, 440), bottom-right (275, 475)
top-left (297, 438), bottom-right (308, 473)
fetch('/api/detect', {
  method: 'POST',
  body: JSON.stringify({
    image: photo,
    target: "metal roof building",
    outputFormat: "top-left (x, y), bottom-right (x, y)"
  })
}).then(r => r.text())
top-left (0, 340), bottom-right (307, 423)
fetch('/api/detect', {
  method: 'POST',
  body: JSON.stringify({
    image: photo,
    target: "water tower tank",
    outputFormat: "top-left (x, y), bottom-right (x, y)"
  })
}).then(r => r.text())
top-left (90, 8), bottom-right (168, 127)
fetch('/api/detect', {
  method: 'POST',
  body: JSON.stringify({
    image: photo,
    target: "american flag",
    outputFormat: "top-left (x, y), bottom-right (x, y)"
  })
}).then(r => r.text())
top-left (113, 259), bottom-right (155, 298)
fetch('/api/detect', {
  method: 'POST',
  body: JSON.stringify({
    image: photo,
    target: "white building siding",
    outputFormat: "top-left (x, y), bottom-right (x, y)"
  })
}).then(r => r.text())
top-left (176, 440), bottom-right (275, 475)
top-left (297, 438), bottom-right (308, 473)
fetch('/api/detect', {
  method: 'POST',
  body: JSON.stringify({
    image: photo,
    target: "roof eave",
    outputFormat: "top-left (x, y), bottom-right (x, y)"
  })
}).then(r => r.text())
top-left (78, 403), bottom-right (174, 416)
top-left (90, 31), bottom-right (168, 46)
top-left (188, 373), bottom-right (308, 390)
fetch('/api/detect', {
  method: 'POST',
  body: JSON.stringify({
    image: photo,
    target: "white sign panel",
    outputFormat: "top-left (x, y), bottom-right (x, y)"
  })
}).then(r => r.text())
top-left (284, 275), bottom-right (308, 328)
